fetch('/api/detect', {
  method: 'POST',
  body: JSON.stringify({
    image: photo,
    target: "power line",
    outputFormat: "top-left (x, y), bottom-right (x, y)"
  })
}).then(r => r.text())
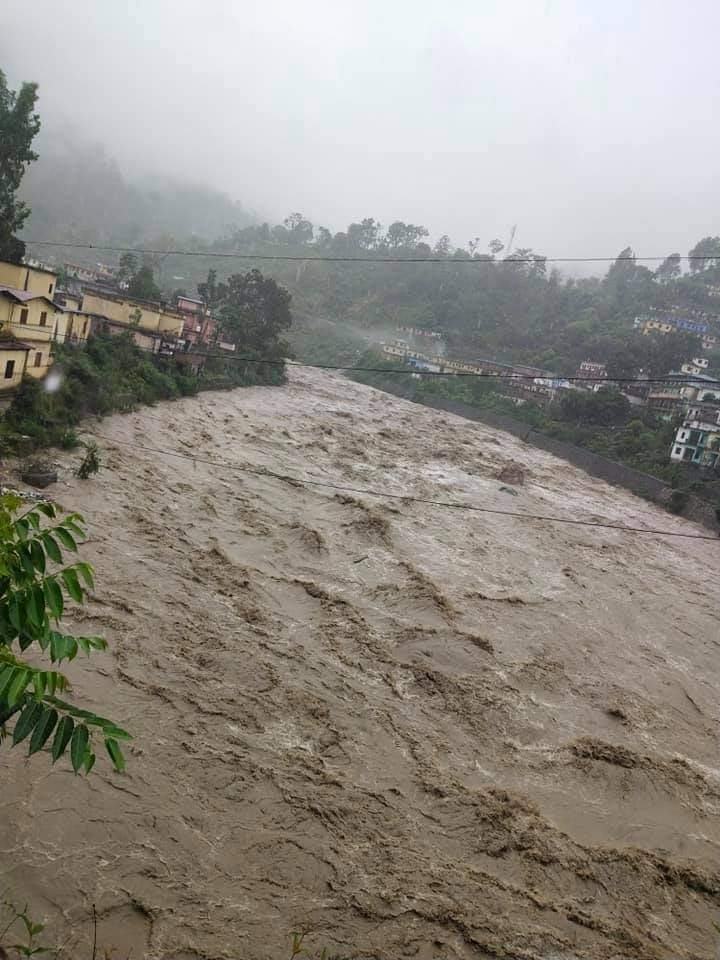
top-left (53, 334), bottom-right (720, 386)
top-left (90, 432), bottom-right (718, 542)
top-left (24, 238), bottom-right (720, 265)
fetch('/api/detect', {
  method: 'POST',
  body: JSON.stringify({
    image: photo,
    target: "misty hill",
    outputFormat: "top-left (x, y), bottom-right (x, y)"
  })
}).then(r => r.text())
top-left (19, 136), bottom-right (255, 251)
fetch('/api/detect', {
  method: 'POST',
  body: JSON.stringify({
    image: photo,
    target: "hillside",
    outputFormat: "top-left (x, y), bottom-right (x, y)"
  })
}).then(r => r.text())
top-left (2, 369), bottom-right (719, 959)
top-left (18, 133), bottom-right (255, 254)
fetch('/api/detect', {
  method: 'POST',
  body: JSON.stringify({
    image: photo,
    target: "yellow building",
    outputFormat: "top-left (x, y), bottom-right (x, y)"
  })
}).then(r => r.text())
top-left (0, 286), bottom-right (61, 380)
top-left (0, 339), bottom-right (33, 391)
top-left (81, 290), bottom-right (183, 338)
top-left (0, 261), bottom-right (58, 299)
top-left (641, 317), bottom-right (673, 335)
top-left (55, 309), bottom-right (92, 345)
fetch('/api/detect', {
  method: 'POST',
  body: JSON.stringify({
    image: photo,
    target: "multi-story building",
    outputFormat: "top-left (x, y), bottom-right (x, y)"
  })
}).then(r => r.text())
top-left (0, 260), bottom-right (63, 390)
top-left (636, 313), bottom-right (710, 336)
top-left (670, 405), bottom-right (720, 468)
top-left (0, 260), bottom-right (58, 299)
top-left (176, 295), bottom-right (217, 346)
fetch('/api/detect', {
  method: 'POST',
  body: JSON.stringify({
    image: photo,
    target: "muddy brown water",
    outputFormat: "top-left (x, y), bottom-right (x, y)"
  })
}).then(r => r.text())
top-left (1, 368), bottom-right (719, 959)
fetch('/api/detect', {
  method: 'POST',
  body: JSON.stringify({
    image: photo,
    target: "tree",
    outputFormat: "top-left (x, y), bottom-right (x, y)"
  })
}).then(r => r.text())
top-left (643, 330), bottom-right (700, 376)
top-left (127, 264), bottom-right (161, 301)
top-left (197, 268), bottom-right (227, 311)
top-left (117, 251), bottom-right (138, 285)
top-left (283, 212), bottom-right (314, 245)
top-left (433, 235), bottom-right (452, 257)
top-left (218, 269), bottom-right (292, 354)
top-left (0, 70), bottom-right (41, 263)
top-left (559, 389), bottom-right (630, 426)
top-left (385, 221), bottom-right (428, 251)
top-left (688, 236), bottom-right (720, 273)
top-left (488, 239), bottom-right (504, 257)
top-left (0, 494), bottom-right (129, 773)
top-left (347, 218), bottom-right (381, 250)
top-left (655, 253), bottom-right (681, 282)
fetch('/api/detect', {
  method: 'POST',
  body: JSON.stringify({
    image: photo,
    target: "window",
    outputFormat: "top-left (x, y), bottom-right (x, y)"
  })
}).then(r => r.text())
top-left (4, 360), bottom-right (15, 380)
top-left (82, 320), bottom-right (88, 335)
top-left (19, 308), bottom-right (28, 325)
top-left (674, 446), bottom-right (681, 455)
top-left (39, 311), bottom-right (47, 327)
top-left (34, 352), bottom-right (42, 368)
top-left (48, 283), bottom-right (53, 295)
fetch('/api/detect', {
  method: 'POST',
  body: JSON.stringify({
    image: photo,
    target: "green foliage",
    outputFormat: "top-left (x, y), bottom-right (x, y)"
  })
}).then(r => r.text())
top-left (668, 489), bottom-right (689, 514)
top-left (216, 269), bottom-right (292, 356)
top-left (0, 896), bottom-right (49, 957)
top-left (127, 264), bottom-right (161, 301)
top-left (0, 494), bottom-right (129, 772)
top-left (0, 69), bottom-right (40, 262)
top-left (558, 389), bottom-right (631, 427)
top-left (76, 440), bottom-right (101, 480)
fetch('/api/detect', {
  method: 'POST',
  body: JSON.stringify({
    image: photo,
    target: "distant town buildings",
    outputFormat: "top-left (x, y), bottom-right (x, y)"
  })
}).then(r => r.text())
top-left (0, 253), bottom-right (237, 401)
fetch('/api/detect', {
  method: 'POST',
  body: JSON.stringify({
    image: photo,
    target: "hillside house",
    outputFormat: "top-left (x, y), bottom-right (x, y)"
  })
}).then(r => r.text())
top-left (576, 360), bottom-right (608, 391)
top-left (636, 313), bottom-right (710, 337)
top-left (670, 405), bottom-right (720, 468)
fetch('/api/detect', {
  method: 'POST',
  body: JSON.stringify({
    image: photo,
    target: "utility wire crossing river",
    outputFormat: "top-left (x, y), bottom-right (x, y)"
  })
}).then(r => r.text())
top-left (2, 367), bottom-right (719, 959)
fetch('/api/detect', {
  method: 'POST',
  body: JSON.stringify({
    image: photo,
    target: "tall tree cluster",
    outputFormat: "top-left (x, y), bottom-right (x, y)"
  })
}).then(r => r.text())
top-left (0, 69), bottom-right (40, 263)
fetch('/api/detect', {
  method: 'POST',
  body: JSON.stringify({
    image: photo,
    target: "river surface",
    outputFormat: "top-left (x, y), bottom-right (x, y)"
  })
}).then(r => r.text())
top-left (2, 367), bottom-right (719, 959)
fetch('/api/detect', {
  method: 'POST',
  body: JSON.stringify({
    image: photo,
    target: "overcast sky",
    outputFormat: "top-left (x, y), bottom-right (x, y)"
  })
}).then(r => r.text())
top-left (3, 0), bottom-right (720, 261)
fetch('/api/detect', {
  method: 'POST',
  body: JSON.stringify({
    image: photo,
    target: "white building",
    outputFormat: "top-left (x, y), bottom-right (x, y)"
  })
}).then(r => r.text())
top-left (670, 404), bottom-right (720, 468)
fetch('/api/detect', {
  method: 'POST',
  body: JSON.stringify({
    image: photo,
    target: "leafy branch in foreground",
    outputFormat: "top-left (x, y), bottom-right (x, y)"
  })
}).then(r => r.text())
top-left (0, 494), bottom-right (130, 773)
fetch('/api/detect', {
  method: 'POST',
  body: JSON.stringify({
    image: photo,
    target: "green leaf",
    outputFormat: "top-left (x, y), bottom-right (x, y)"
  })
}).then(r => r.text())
top-left (43, 579), bottom-right (63, 620)
top-left (70, 724), bottom-right (89, 773)
top-left (15, 518), bottom-right (29, 541)
top-left (50, 633), bottom-right (77, 663)
top-left (25, 588), bottom-right (41, 628)
top-left (7, 669), bottom-right (30, 706)
top-left (76, 636), bottom-right (90, 654)
top-left (105, 738), bottom-right (126, 772)
top-left (102, 723), bottom-right (132, 741)
top-left (28, 708), bottom-right (58, 755)
top-left (32, 671), bottom-right (46, 697)
top-left (18, 543), bottom-right (35, 577)
top-left (0, 666), bottom-right (17, 700)
top-left (12, 700), bottom-right (43, 744)
top-left (29, 539), bottom-right (45, 574)
top-left (63, 520), bottom-right (85, 541)
top-left (42, 533), bottom-right (62, 564)
top-left (49, 632), bottom-right (66, 663)
top-left (34, 502), bottom-right (56, 519)
top-left (75, 562), bottom-right (95, 590)
top-left (51, 715), bottom-right (74, 762)
top-left (61, 568), bottom-right (83, 603)
top-left (55, 528), bottom-right (77, 552)
top-left (8, 597), bottom-right (21, 633)
top-left (87, 636), bottom-right (107, 651)
top-left (84, 751), bottom-right (96, 775)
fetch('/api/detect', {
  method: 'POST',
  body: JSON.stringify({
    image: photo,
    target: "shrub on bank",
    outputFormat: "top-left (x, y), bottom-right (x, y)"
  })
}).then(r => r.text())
top-left (0, 333), bottom-right (285, 456)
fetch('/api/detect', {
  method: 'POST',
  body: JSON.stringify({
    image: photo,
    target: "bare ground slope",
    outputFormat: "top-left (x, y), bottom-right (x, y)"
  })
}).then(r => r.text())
top-left (2, 368), bottom-right (719, 959)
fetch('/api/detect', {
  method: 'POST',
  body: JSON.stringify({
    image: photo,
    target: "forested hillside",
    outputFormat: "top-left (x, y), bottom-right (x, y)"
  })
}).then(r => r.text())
top-left (19, 133), bottom-right (254, 251)
top-left (19, 139), bottom-right (720, 379)
top-left (130, 214), bottom-right (720, 378)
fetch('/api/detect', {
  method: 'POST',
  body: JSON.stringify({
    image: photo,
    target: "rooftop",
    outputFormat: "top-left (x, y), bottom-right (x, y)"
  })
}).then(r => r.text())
top-left (0, 285), bottom-right (58, 306)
